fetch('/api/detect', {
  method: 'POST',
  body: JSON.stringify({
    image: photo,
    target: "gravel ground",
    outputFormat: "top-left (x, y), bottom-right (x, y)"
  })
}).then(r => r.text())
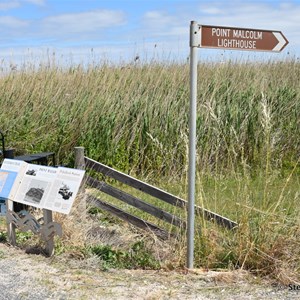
top-left (1, 242), bottom-right (300, 300)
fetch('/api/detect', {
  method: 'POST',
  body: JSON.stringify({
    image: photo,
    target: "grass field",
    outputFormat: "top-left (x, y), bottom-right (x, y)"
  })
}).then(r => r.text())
top-left (0, 58), bottom-right (299, 283)
top-left (0, 59), bottom-right (299, 175)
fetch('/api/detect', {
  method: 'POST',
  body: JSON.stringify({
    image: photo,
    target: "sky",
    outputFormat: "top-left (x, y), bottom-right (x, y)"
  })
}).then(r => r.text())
top-left (0, 0), bottom-right (299, 68)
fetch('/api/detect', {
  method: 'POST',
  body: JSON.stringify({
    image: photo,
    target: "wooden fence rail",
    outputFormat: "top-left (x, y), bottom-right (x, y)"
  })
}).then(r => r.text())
top-left (86, 176), bottom-right (186, 229)
top-left (86, 194), bottom-right (170, 240)
top-left (84, 157), bottom-right (238, 231)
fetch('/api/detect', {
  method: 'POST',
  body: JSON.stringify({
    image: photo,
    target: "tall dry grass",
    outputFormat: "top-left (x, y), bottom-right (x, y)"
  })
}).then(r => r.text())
top-left (0, 58), bottom-right (299, 177)
top-left (0, 57), bottom-right (299, 283)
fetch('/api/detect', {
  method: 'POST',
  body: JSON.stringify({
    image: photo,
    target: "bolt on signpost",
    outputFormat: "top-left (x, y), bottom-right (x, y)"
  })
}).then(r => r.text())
top-left (187, 21), bottom-right (288, 269)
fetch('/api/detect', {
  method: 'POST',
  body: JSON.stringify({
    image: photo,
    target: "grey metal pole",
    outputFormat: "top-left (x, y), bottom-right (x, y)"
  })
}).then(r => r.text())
top-left (187, 21), bottom-right (199, 269)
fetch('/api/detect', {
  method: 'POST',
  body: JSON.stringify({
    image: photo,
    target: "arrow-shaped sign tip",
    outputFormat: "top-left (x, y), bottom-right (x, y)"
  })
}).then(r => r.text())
top-left (273, 32), bottom-right (289, 51)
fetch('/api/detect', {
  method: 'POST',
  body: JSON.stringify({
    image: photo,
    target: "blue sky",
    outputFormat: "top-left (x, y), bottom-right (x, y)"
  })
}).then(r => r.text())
top-left (0, 0), bottom-right (299, 67)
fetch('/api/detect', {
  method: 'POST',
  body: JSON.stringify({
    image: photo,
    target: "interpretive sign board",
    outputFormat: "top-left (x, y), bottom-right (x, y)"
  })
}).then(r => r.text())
top-left (0, 201), bottom-right (6, 215)
top-left (0, 159), bottom-right (85, 214)
top-left (0, 159), bottom-right (26, 216)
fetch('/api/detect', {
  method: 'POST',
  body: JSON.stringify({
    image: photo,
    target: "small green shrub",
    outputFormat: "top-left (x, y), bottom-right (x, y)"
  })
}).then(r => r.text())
top-left (0, 231), bottom-right (7, 242)
top-left (89, 241), bottom-right (160, 270)
top-left (88, 207), bottom-right (102, 215)
top-left (16, 231), bottom-right (34, 244)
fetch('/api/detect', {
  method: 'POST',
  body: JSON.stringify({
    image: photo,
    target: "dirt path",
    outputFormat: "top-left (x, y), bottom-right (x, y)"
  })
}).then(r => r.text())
top-left (0, 243), bottom-right (299, 300)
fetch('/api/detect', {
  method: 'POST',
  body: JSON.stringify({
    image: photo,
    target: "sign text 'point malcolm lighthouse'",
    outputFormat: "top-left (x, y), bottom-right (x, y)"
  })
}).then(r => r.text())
top-left (200, 25), bottom-right (288, 52)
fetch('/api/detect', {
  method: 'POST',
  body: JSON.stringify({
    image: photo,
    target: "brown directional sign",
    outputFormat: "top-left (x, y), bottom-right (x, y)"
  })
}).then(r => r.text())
top-left (200, 25), bottom-right (288, 52)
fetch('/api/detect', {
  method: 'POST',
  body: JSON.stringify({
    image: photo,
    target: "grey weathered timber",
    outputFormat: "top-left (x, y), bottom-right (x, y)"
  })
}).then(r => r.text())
top-left (85, 157), bottom-right (185, 208)
top-left (74, 146), bottom-right (87, 218)
top-left (85, 157), bottom-right (238, 230)
top-left (86, 176), bottom-right (186, 229)
top-left (74, 147), bottom-right (86, 170)
top-left (86, 194), bottom-right (169, 240)
top-left (43, 209), bottom-right (54, 257)
top-left (5, 199), bottom-right (16, 246)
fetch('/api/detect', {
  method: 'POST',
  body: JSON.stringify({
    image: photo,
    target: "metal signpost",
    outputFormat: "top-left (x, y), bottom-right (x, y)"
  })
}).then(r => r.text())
top-left (187, 21), bottom-right (288, 268)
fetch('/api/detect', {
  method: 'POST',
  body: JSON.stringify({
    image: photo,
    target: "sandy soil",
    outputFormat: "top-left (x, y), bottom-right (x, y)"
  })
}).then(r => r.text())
top-left (0, 242), bottom-right (299, 300)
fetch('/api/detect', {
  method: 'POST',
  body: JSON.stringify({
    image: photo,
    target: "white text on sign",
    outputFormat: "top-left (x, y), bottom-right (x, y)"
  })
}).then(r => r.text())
top-left (211, 28), bottom-right (263, 50)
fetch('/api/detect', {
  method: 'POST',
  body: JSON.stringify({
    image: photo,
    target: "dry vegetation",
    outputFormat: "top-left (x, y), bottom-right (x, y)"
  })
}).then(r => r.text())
top-left (0, 57), bottom-right (299, 284)
top-left (0, 59), bottom-right (299, 174)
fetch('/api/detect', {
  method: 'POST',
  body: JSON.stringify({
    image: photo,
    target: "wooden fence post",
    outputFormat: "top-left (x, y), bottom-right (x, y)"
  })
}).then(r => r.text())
top-left (74, 147), bottom-right (86, 220)
top-left (75, 147), bottom-right (85, 170)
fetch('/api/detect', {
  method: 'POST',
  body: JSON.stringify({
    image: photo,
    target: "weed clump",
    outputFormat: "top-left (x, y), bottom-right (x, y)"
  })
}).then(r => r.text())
top-left (89, 241), bottom-right (160, 270)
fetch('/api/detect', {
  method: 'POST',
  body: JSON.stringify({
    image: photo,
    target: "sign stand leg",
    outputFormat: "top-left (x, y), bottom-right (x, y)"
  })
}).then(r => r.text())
top-left (6, 199), bottom-right (16, 246)
top-left (43, 209), bottom-right (54, 256)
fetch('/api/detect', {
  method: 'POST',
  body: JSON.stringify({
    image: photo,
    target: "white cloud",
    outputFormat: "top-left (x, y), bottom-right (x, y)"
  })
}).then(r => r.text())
top-left (0, 16), bottom-right (29, 28)
top-left (0, 1), bottom-right (20, 10)
top-left (143, 10), bottom-right (182, 30)
top-left (144, 10), bottom-right (175, 25)
top-left (22, 0), bottom-right (45, 5)
top-left (198, 2), bottom-right (299, 29)
top-left (138, 1), bottom-right (300, 50)
top-left (197, 1), bottom-right (300, 48)
top-left (141, 10), bottom-right (186, 39)
top-left (200, 7), bottom-right (223, 15)
top-left (0, 0), bottom-right (44, 11)
top-left (42, 9), bottom-right (126, 36)
top-left (1, 0), bottom-right (299, 66)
